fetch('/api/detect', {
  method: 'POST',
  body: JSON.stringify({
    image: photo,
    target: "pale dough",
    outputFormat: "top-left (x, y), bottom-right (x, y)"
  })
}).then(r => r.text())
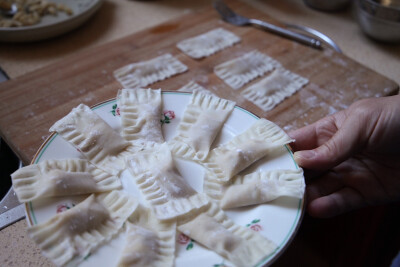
top-left (113, 54), bottom-right (188, 88)
top-left (177, 28), bottom-right (240, 59)
top-left (242, 68), bottom-right (309, 111)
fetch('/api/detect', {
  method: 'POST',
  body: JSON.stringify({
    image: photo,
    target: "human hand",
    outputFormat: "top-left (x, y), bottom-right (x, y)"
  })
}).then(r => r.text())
top-left (289, 94), bottom-right (400, 218)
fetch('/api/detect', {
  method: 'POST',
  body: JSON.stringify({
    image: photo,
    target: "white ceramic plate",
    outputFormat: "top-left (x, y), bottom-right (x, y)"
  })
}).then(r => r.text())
top-left (0, 0), bottom-right (103, 42)
top-left (26, 92), bottom-right (304, 267)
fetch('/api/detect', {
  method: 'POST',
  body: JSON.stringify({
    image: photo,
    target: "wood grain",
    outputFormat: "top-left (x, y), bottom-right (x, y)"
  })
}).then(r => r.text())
top-left (0, 0), bottom-right (398, 165)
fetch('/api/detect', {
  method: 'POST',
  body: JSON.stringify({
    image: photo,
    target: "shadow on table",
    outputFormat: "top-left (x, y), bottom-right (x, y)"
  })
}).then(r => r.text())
top-left (272, 204), bottom-right (400, 267)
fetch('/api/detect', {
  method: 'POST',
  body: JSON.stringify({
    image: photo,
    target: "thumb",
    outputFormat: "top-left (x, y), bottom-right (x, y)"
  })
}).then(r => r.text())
top-left (293, 121), bottom-right (361, 170)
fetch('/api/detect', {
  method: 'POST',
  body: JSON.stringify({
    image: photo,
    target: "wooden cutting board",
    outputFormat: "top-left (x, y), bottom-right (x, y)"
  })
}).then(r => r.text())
top-left (0, 0), bottom-right (398, 164)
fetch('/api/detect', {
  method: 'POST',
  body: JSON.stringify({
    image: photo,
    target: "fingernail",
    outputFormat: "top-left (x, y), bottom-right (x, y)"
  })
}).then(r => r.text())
top-left (294, 150), bottom-right (316, 160)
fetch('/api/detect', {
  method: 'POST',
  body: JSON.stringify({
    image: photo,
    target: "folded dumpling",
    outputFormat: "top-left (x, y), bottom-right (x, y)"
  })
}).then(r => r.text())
top-left (28, 191), bottom-right (138, 266)
top-left (49, 104), bottom-right (132, 175)
top-left (203, 118), bottom-right (293, 182)
top-left (168, 90), bottom-right (235, 161)
top-left (220, 169), bottom-right (305, 209)
top-left (11, 158), bottom-right (122, 202)
top-left (117, 88), bottom-right (164, 145)
top-left (177, 203), bottom-right (276, 267)
top-left (126, 143), bottom-right (209, 221)
top-left (117, 205), bottom-right (176, 267)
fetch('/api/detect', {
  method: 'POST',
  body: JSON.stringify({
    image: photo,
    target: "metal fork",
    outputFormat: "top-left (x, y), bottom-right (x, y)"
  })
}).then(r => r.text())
top-left (213, 0), bottom-right (322, 50)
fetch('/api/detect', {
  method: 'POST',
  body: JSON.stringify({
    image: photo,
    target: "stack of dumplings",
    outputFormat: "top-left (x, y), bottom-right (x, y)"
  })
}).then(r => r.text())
top-left (12, 88), bottom-right (305, 267)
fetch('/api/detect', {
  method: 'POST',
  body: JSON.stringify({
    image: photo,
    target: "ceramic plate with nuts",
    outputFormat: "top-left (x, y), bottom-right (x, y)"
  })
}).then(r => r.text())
top-left (0, 0), bottom-right (103, 42)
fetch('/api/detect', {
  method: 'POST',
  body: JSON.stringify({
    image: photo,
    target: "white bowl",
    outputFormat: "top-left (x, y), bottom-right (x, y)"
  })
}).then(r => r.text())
top-left (0, 0), bottom-right (103, 43)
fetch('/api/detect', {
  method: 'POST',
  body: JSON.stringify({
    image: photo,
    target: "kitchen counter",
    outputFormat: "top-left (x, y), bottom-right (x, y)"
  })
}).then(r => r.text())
top-left (0, 0), bottom-right (399, 266)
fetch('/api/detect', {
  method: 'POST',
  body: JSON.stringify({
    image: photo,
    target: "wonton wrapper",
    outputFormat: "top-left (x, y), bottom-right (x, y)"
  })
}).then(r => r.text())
top-left (28, 191), bottom-right (138, 266)
top-left (177, 28), bottom-right (240, 59)
top-left (11, 158), bottom-right (122, 202)
top-left (113, 54), bottom-right (188, 88)
top-left (49, 104), bottom-right (132, 175)
top-left (214, 50), bottom-right (280, 90)
top-left (203, 118), bottom-right (293, 182)
top-left (241, 68), bottom-right (309, 112)
top-left (168, 90), bottom-right (235, 161)
top-left (117, 88), bottom-right (164, 145)
top-left (127, 143), bottom-right (209, 221)
top-left (177, 203), bottom-right (276, 267)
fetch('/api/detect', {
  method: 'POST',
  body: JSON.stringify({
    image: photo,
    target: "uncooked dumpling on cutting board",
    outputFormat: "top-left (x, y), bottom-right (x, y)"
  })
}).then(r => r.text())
top-left (214, 50), bottom-right (280, 90)
top-left (177, 28), bottom-right (240, 59)
top-left (113, 53), bottom-right (188, 88)
top-left (242, 68), bottom-right (309, 112)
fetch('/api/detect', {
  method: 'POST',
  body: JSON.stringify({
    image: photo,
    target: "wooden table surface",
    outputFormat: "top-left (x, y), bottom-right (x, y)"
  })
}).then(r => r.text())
top-left (0, 0), bottom-right (398, 166)
top-left (0, 0), bottom-right (399, 266)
